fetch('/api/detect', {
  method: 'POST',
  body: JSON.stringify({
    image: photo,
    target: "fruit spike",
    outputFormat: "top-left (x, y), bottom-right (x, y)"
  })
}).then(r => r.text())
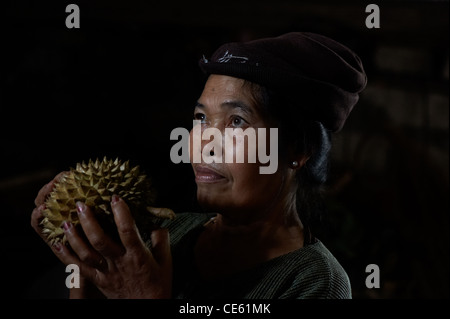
top-left (41, 157), bottom-right (175, 246)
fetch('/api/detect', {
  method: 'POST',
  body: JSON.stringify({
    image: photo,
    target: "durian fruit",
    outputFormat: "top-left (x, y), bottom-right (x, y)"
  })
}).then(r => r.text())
top-left (41, 157), bottom-right (175, 246)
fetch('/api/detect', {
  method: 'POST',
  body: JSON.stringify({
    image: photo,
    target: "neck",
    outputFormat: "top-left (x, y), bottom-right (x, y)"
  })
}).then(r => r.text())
top-left (210, 208), bottom-right (304, 250)
top-left (195, 204), bottom-right (304, 280)
top-left (194, 176), bottom-right (305, 279)
top-left (213, 182), bottom-right (302, 240)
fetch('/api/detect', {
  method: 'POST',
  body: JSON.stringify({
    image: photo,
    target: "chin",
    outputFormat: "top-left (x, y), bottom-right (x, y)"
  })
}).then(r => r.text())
top-left (196, 194), bottom-right (219, 212)
top-left (197, 191), bottom-right (230, 213)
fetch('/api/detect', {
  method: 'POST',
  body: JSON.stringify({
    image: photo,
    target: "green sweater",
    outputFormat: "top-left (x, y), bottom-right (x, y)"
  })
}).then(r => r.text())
top-left (160, 212), bottom-right (351, 299)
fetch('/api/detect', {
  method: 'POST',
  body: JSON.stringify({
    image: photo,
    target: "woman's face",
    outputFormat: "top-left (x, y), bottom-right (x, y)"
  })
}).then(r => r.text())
top-left (190, 75), bottom-right (289, 222)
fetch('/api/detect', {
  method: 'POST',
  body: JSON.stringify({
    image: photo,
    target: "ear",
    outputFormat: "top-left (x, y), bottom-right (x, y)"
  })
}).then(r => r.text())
top-left (289, 155), bottom-right (310, 170)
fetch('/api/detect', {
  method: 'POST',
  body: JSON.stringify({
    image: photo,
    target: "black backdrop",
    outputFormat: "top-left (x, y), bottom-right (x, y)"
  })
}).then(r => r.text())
top-left (1, 0), bottom-right (448, 300)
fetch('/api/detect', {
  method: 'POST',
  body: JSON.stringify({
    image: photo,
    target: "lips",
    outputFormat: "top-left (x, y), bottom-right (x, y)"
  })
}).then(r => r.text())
top-left (194, 165), bottom-right (227, 183)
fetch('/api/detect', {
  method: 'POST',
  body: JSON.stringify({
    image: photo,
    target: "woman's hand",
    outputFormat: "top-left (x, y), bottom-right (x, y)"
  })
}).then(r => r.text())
top-left (31, 172), bottom-right (102, 298)
top-left (31, 173), bottom-right (172, 299)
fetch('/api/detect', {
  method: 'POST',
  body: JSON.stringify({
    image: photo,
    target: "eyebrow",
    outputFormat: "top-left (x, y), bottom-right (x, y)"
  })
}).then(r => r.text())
top-left (195, 100), bottom-right (254, 116)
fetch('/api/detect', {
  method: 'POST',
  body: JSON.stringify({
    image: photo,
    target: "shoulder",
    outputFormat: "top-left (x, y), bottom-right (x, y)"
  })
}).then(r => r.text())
top-left (279, 240), bottom-right (352, 299)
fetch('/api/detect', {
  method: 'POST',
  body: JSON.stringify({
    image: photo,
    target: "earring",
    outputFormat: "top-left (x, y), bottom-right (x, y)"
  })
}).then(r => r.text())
top-left (291, 160), bottom-right (299, 168)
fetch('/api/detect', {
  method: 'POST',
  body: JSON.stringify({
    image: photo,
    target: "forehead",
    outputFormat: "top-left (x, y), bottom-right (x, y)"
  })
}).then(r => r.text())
top-left (199, 75), bottom-right (257, 107)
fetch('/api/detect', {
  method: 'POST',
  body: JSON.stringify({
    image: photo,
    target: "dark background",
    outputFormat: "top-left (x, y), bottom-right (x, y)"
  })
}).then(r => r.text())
top-left (1, 0), bottom-right (448, 299)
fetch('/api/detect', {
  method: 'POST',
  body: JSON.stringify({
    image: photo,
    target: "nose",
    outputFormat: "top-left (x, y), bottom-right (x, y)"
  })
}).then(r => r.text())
top-left (200, 125), bottom-right (223, 162)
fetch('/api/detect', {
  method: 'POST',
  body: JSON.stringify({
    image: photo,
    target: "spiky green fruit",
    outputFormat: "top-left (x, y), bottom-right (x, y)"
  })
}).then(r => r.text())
top-left (41, 157), bottom-right (175, 246)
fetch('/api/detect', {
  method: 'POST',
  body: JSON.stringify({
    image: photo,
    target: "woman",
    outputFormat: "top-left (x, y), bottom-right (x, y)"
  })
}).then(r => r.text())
top-left (31, 32), bottom-right (367, 299)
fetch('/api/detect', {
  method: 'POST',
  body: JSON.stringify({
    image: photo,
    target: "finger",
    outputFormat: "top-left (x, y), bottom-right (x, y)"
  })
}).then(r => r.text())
top-left (76, 202), bottom-right (122, 258)
top-left (31, 204), bottom-right (46, 237)
top-left (63, 221), bottom-right (107, 269)
top-left (151, 228), bottom-right (172, 269)
top-left (34, 182), bottom-right (54, 207)
top-left (52, 240), bottom-right (82, 266)
top-left (34, 171), bottom-right (69, 206)
top-left (52, 243), bottom-right (99, 284)
top-left (110, 195), bottom-right (144, 252)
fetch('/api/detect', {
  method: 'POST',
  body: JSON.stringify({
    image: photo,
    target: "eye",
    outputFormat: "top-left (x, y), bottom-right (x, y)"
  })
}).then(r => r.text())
top-left (194, 113), bottom-right (206, 122)
top-left (230, 115), bottom-right (248, 128)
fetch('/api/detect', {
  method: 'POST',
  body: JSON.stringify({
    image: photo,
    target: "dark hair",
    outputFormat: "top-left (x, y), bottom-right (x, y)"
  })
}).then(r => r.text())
top-left (244, 81), bottom-right (332, 243)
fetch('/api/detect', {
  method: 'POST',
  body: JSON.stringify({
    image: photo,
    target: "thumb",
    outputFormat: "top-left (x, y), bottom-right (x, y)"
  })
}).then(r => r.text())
top-left (151, 228), bottom-right (172, 269)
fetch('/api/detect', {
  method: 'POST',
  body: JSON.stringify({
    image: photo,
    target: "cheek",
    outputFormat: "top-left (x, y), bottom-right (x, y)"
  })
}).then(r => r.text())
top-left (223, 129), bottom-right (258, 164)
top-left (227, 162), bottom-right (257, 184)
top-left (226, 162), bottom-right (280, 202)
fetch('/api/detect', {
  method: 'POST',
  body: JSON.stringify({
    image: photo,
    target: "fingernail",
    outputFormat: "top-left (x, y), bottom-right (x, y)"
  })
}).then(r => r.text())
top-left (62, 221), bottom-right (72, 231)
top-left (111, 194), bottom-right (120, 204)
top-left (76, 202), bottom-right (85, 214)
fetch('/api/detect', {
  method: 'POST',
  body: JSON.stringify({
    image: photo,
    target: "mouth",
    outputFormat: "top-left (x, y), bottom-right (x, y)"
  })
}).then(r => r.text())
top-left (194, 165), bottom-right (227, 183)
